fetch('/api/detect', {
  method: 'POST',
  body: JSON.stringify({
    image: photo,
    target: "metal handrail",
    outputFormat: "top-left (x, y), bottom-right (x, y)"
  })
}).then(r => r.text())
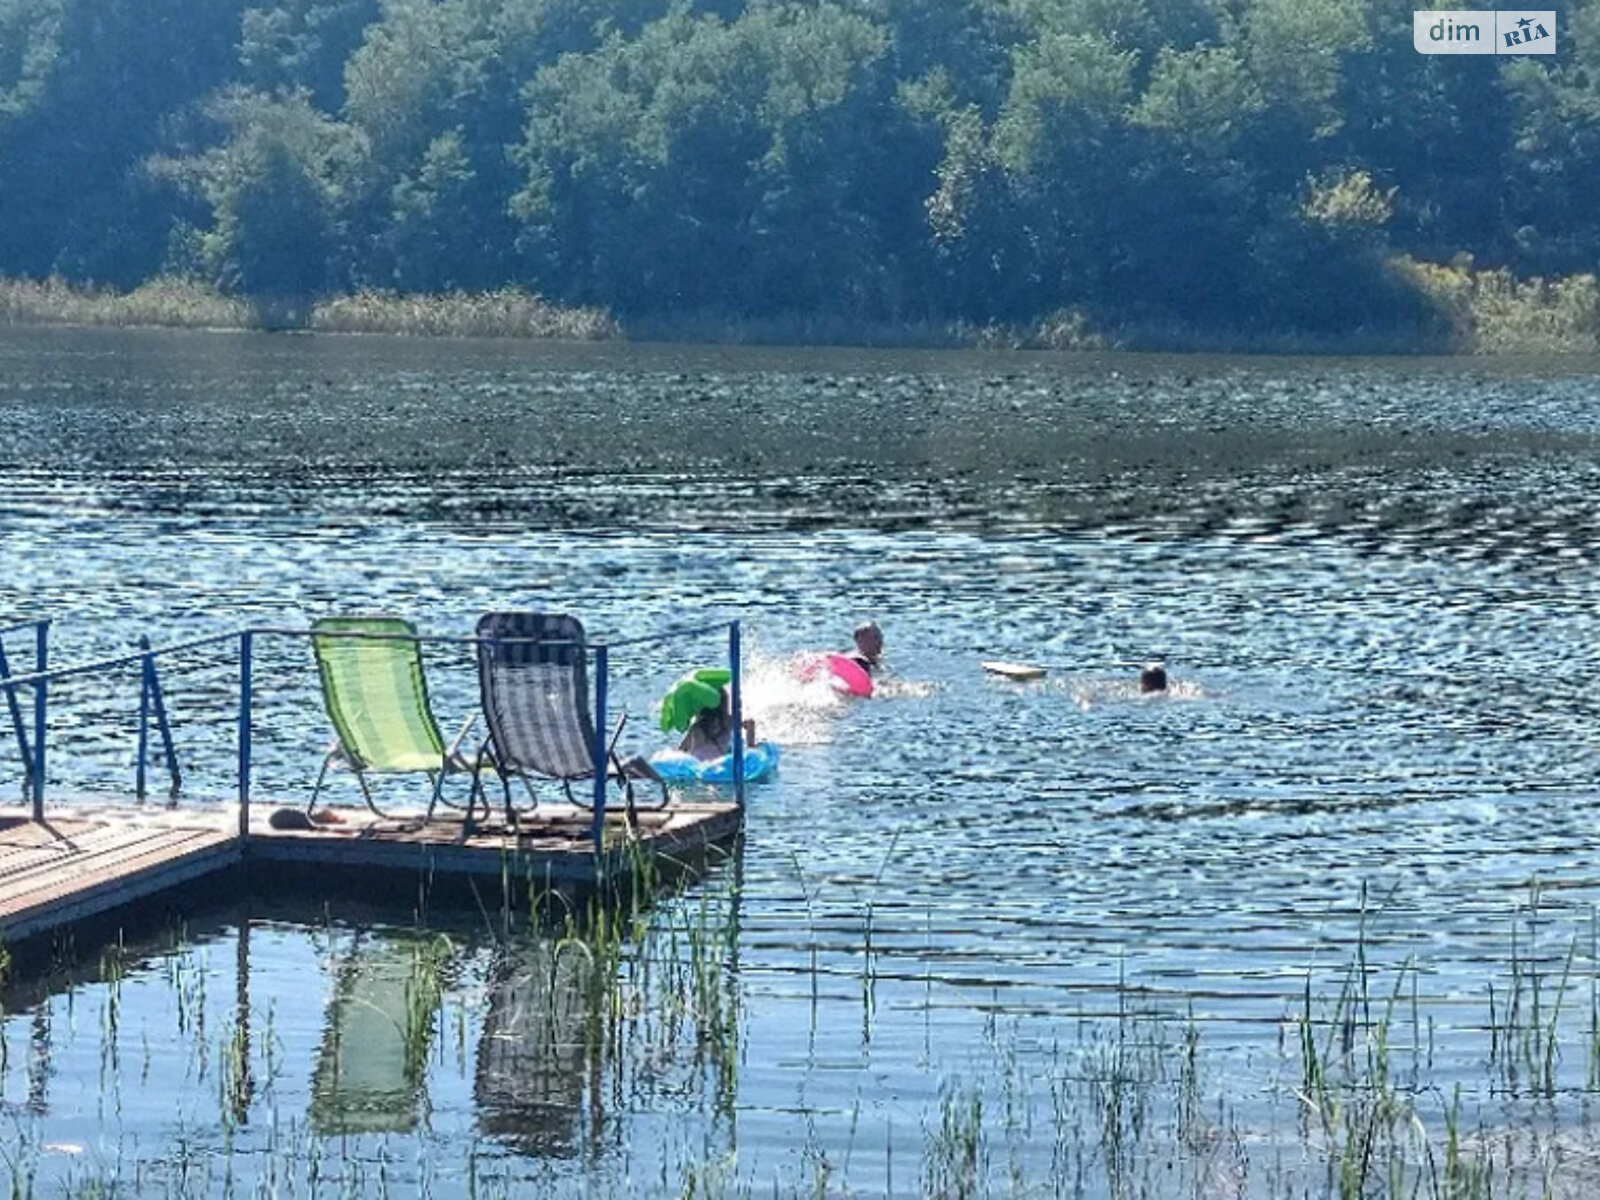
top-left (243, 621), bottom-right (733, 649)
top-left (2, 615), bottom-right (750, 832)
top-left (135, 635), bottom-right (182, 800)
top-left (602, 619), bottom-right (735, 650)
top-left (0, 630), bottom-right (237, 690)
top-left (0, 618), bottom-right (48, 813)
top-left (0, 638), bottom-right (35, 800)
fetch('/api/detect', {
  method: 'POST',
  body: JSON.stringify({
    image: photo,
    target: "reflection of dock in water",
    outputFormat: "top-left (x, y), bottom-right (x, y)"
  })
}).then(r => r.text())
top-left (307, 932), bottom-right (612, 1151)
top-left (0, 800), bottom-right (741, 956)
top-left (0, 872), bottom-right (747, 1174)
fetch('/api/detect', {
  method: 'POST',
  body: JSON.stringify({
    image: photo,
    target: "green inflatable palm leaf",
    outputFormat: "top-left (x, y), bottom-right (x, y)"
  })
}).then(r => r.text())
top-left (659, 667), bottom-right (733, 732)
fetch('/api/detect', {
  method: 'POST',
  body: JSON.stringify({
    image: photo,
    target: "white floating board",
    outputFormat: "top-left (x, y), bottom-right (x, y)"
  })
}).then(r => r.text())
top-left (981, 660), bottom-right (1048, 681)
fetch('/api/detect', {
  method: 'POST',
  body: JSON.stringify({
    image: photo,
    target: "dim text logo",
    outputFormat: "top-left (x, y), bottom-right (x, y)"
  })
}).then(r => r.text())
top-left (1414, 10), bottom-right (1555, 53)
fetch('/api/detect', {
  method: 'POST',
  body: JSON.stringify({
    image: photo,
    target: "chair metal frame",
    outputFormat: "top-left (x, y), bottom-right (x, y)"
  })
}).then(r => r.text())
top-left (468, 611), bottom-right (668, 831)
top-left (308, 616), bottom-right (474, 823)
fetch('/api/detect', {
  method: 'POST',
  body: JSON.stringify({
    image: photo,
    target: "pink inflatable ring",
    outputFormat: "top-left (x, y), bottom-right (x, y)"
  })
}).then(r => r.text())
top-left (797, 652), bottom-right (874, 697)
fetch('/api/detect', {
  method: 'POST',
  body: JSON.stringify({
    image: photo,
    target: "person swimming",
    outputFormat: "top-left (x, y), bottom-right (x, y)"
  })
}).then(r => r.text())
top-left (1139, 662), bottom-right (1168, 694)
top-left (842, 620), bottom-right (884, 673)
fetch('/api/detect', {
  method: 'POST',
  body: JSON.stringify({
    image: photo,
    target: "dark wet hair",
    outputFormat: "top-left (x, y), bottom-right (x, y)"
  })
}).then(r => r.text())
top-left (1139, 664), bottom-right (1168, 693)
top-left (691, 688), bottom-right (732, 737)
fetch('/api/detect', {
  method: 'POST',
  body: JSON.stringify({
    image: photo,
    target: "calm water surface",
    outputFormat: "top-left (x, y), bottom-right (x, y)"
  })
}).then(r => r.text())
top-left (3, 326), bottom-right (1600, 1195)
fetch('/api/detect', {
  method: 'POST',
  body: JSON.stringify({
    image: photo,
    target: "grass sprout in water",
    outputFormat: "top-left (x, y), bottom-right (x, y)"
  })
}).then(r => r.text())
top-left (10, 876), bottom-right (1600, 1196)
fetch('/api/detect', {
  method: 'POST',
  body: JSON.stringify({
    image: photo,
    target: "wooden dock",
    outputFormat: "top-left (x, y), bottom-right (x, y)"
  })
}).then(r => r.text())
top-left (0, 799), bottom-right (742, 950)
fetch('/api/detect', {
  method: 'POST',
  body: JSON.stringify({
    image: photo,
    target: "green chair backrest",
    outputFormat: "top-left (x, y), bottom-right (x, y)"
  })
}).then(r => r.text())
top-left (312, 617), bottom-right (447, 773)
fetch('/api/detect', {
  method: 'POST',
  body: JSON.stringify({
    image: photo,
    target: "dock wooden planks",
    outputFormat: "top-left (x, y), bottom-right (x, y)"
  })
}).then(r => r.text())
top-left (0, 799), bottom-right (742, 948)
top-left (0, 811), bottom-right (240, 944)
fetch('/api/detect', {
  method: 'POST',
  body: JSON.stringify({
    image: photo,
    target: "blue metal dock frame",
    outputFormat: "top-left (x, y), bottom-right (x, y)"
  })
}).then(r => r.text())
top-left (0, 616), bottom-right (750, 842)
top-left (0, 617), bottom-right (49, 806)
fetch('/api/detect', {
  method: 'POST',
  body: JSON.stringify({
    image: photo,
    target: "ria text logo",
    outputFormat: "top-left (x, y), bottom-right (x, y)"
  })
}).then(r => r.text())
top-left (1414, 10), bottom-right (1555, 53)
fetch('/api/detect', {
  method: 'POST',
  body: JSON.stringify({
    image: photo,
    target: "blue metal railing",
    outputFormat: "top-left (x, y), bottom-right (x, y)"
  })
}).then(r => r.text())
top-left (586, 618), bottom-right (748, 839)
top-left (0, 617), bottom-right (49, 801)
top-left (1, 616), bottom-right (749, 840)
top-left (33, 620), bottom-right (45, 819)
top-left (0, 628), bottom-right (231, 819)
top-left (601, 617), bottom-right (747, 808)
top-left (237, 630), bottom-right (253, 840)
top-left (592, 642), bottom-right (610, 845)
top-left (135, 635), bottom-right (182, 801)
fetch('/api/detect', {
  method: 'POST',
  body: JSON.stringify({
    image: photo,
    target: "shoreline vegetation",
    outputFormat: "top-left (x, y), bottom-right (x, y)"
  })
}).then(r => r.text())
top-left (0, 276), bottom-right (620, 342)
top-left (8, 0), bottom-right (1600, 367)
top-left (2, 265), bottom-right (1597, 355)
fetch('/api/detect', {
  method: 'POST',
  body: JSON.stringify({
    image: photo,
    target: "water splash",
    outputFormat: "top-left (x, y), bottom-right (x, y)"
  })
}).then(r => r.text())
top-left (734, 642), bottom-right (844, 746)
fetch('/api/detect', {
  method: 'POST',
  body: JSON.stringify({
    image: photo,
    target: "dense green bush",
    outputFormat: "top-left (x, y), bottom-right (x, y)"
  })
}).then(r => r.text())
top-left (2, 0), bottom-right (1597, 349)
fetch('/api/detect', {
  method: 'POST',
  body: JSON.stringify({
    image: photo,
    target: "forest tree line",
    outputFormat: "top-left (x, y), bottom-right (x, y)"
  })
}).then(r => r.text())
top-left (1, 0), bottom-right (1598, 345)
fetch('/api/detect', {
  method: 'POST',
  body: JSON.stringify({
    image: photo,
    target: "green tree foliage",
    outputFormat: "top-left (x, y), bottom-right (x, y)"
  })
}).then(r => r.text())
top-left (0, 0), bottom-right (1591, 341)
top-left (1240, 0), bottom-right (1371, 138)
top-left (1124, 46), bottom-right (1264, 320)
top-left (0, 0), bottom-right (248, 283)
top-left (874, 0), bottom-right (1021, 117)
top-left (0, 0), bottom-right (62, 120)
top-left (988, 31), bottom-right (1140, 310)
top-left (153, 88), bottom-right (360, 302)
top-left (1131, 45), bottom-right (1263, 149)
top-left (515, 2), bottom-right (899, 317)
top-left (1327, 0), bottom-right (1509, 280)
top-left (240, 0), bottom-right (381, 111)
top-left (335, 0), bottom-right (677, 290)
top-left (1501, 0), bottom-right (1600, 272)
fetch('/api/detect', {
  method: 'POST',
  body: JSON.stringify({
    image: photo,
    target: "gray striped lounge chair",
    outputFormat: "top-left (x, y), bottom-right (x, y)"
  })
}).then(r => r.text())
top-left (469, 611), bottom-right (667, 828)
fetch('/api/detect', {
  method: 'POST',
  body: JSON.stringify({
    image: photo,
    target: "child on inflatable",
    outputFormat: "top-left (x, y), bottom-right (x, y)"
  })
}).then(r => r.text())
top-left (650, 667), bottom-right (777, 785)
top-left (680, 687), bottom-right (758, 761)
top-left (657, 667), bottom-right (758, 759)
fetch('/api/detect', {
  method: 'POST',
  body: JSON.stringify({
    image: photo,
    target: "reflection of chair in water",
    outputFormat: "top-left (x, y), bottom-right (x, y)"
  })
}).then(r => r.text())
top-left (474, 941), bottom-right (591, 1156)
top-left (310, 933), bottom-right (447, 1136)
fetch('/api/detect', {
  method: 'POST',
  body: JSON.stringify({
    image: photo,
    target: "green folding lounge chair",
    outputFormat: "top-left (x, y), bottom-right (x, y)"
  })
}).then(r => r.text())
top-left (309, 616), bottom-right (473, 821)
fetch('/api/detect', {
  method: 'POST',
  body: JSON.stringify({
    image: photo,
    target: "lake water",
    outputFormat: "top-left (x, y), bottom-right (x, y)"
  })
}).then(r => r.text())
top-left (3, 325), bottom-right (1600, 1196)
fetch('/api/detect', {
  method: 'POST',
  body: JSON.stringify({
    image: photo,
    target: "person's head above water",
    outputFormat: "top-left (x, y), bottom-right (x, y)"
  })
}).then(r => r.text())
top-left (1139, 662), bottom-right (1168, 694)
top-left (853, 620), bottom-right (884, 664)
top-left (682, 685), bottom-right (758, 758)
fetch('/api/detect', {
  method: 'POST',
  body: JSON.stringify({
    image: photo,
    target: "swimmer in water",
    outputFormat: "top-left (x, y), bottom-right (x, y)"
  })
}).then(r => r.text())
top-left (841, 620), bottom-right (884, 674)
top-left (1139, 662), bottom-right (1168, 694)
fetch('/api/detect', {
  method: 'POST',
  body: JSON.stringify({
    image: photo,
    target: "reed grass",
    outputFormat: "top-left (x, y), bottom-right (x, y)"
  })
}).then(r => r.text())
top-left (924, 1081), bottom-right (985, 1200)
top-left (0, 276), bottom-right (254, 330)
top-left (1392, 255), bottom-right (1600, 354)
top-left (0, 276), bottom-right (619, 340)
top-left (13, 269), bottom-right (1596, 354)
top-left (14, 876), bottom-right (1600, 1197)
top-left (8, 265), bottom-right (1599, 353)
top-left (313, 288), bottom-right (619, 340)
